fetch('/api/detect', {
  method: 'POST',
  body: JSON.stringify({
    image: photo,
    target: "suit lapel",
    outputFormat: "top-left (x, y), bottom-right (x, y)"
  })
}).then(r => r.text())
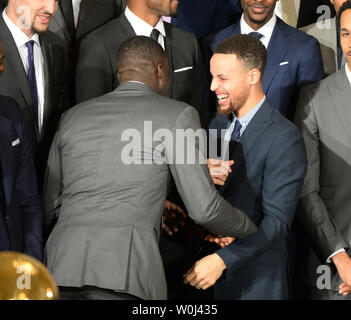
top-left (222, 101), bottom-right (274, 189)
top-left (0, 118), bottom-right (14, 211)
top-left (163, 23), bottom-right (174, 99)
top-left (50, 4), bottom-right (73, 45)
top-left (0, 17), bottom-right (33, 110)
top-left (263, 19), bottom-right (292, 93)
top-left (76, 0), bottom-right (90, 40)
top-left (40, 35), bottom-right (52, 140)
top-left (329, 68), bottom-right (351, 140)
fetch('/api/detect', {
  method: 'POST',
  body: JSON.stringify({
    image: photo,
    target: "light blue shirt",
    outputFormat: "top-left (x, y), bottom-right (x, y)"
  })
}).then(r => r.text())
top-left (224, 96), bottom-right (266, 142)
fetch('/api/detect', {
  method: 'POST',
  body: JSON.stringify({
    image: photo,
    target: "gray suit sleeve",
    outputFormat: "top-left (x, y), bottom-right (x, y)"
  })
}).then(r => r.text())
top-left (167, 106), bottom-right (257, 238)
top-left (294, 88), bottom-right (348, 261)
top-left (43, 128), bottom-right (63, 229)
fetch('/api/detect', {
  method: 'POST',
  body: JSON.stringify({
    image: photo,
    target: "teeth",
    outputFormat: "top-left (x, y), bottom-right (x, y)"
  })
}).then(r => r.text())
top-left (217, 94), bottom-right (229, 100)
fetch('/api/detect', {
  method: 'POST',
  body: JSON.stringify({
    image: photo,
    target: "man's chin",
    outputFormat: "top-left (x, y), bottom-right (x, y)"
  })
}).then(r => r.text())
top-left (217, 105), bottom-right (232, 116)
top-left (32, 24), bottom-right (50, 34)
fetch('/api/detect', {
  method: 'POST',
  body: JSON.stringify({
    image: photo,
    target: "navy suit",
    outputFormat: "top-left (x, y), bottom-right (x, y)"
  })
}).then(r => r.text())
top-left (206, 17), bottom-right (324, 120)
top-left (171, 0), bottom-right (241, 39)
top-left (208, 99), bottom-right (306, 299)
top-left (0, 96), bottom-right (42, 261)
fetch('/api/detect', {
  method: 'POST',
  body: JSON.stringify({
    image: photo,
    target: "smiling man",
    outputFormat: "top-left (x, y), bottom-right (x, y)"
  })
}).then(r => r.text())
top-left (0, 0), bottom-right (69, 188)
top-left (205, 0), bottom-right (324, 121)
top-left (184, 34), bottom-right (307, 300)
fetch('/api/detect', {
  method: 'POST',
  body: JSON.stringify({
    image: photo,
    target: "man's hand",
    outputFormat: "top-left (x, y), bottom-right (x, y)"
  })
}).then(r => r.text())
top-left (332, 251), bottom-right (351, 295)
top-left (207, 158), bottom-right (234, 186)
top-left (205, 234), bottom-right (235, 248)
top-left (183, 253), bottom-right (226, 290)
top-left (162, 200), bottom-right (187, 236)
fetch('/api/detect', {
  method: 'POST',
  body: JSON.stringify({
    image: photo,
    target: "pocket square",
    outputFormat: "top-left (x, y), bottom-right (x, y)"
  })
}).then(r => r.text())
top-left (279, 61), bottom-right (289, 66)
top-left (174, 66), bottom-right (193, 73)
top-left (12, 138), bottom-right (20, 146)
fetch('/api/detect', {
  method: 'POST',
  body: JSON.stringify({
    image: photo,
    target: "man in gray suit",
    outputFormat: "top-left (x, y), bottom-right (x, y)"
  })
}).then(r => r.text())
top-left (300, 0), bottom-right (347, 76)
top-left (43, 36), bottom-right (256, 300)
top-left (294, 0), bottom-right (351, 299)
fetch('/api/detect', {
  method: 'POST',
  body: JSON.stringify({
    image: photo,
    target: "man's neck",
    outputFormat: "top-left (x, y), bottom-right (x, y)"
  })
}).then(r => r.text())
top-left (127, 6), bottom-right (160, 27)
top-left (243, 14), bottom-right (271, 31)
top-left (236, 93), bottom-right (264, 119)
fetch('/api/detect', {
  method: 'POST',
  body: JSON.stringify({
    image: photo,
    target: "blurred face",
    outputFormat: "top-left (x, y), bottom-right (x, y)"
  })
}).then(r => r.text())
top-left (146, 0), bottom-right (179, 17)
top-left (241, 0), bottom-right (278, 29)
top-left (340, 9), bottom-right (351, 69)
top-left (330, 0), bottom-right (347, 13)
top-left (0, 42), bottom-right (4, 76)
top-left (210, 53), bottom-right (250, 115)
top-left (10, 0), bottom-right (58, 36)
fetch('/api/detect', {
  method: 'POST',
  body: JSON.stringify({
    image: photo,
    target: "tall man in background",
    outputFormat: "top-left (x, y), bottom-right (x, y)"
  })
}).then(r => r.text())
top-left (294, 0), bottom-right (351, 299)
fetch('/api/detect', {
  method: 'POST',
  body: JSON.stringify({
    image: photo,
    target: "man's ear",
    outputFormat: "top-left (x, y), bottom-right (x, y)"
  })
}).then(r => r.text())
top-left (248, 68), bottom-right (261, 85)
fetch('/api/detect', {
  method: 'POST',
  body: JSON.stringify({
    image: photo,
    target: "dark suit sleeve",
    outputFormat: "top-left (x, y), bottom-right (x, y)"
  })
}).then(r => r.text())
top-left (15, 109), bottom-right (43, 261)
top-left (75, 33), bottom-right (114, 103)
top-left (294, 88), bottom-right (349, 261)
top-left (216, 126), bottom-right (307, 275)
top-left (167, 106), bottom-right (257, 238)
top-left (297, 37), bottom-right (324, 89)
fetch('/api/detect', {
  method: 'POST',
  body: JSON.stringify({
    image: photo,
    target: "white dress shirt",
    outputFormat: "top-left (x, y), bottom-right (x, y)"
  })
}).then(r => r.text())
top-left (325, 63), bottom-right (351, 263)
top-left (275, 0), bottom-right (301, 21)
top-left (124, 6), bottom-right (166, 50)
top-left (240, 13), bottom-right (277, 49)
top-left (3, 9), bottom-right (45, 133)
top-left (346, 62), bottom-right (351, 87)
top-left (72, 0), bottom-right (82, 27)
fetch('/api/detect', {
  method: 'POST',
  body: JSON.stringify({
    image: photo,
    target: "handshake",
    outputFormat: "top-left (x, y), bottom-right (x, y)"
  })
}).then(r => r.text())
top-left (162, 158), bottom-right (236, 291)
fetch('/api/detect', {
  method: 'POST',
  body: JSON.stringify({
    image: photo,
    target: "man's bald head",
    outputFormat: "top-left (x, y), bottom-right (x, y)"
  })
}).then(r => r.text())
top-left (117, 36), bottom-right (170, 95)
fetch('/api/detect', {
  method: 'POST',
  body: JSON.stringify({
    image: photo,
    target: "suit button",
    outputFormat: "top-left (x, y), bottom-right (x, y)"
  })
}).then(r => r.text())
top-left (4, 216), bottom-right (10, 220)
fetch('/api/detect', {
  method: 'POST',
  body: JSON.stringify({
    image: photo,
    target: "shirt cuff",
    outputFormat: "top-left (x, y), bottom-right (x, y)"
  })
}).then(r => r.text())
top-left (326, 248), bottom-right (346, 263)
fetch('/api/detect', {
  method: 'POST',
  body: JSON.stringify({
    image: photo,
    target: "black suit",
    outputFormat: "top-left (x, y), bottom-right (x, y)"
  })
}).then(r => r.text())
top-left (0, 15), bottom-right (68, 186)
top-left (75, 13), bottom-right (205, 126)
top-left (0, 96), bottom-right (42, 261)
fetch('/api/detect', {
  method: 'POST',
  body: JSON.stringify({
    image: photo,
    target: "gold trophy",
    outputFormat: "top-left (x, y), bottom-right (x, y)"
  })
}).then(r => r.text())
top-left (0, 252), bottom-right (59, 300)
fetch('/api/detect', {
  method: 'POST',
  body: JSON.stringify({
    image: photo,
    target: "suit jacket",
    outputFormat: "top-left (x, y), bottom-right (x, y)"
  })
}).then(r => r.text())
top-left (208, 99), bottom-right (307, 299)
top-left (205, 17), bottom-right (324, 120)
top-left (0, 15), bottom-right (68, 184)
top-left (300, 17), bottom-right (337, 76)
top-left (171, 0), bottom-right (242, 39)
top-left (294, 67), bottom-right (351, 294)
top-left (0, 96), bottom-right (42, 261)
top-left (49, 0), bottom-right (126, 50)
top-left (75, 13), bottom-right (206, 126)
top-left (43, 81), bottom-right (256, 300)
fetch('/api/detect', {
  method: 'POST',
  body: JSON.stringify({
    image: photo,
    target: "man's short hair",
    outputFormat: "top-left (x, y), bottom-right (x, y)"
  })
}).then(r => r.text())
top-left (338, 0), bottom-right (351, 27)
top-left (214, 34), bottom-right (267, 75)
top-left (117, 36), bottom-right (166, 68)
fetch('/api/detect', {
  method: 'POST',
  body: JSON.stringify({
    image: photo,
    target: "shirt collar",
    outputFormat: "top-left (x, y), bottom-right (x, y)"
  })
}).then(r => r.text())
top-left (124, 6), bottom-right (166, 38)
top-left (240, 13), bottom-right (276, 41)
top-left (345, 63), bottom-right (351, 88)
top-left (2, 9), bottom-right (40, 48)
top-left (234, 96), bottom-right (266, 127)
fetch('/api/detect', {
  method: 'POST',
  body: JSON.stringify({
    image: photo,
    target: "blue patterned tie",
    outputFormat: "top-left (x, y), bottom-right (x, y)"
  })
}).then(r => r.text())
top-left (25, 40), bottom-right (38, 121)
top-left (230, 119), bottom-right (242, 142)
top-left (249, 32), bottom-right (263, 40)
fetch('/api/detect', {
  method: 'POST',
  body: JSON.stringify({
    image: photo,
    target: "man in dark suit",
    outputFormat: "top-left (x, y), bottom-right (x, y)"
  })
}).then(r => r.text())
top-left (170, 0), bottom-right (242, 40)
top-left (205, 0), bottom-right (324, 121)
top-left (0, 0), bottom-right (68, 186)
top-left (76, 0), bottom-right (206, 126)
top-left (0, 44), bottom-right (42, 261)
top-left (184, 34), bottom-right (307, 299)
